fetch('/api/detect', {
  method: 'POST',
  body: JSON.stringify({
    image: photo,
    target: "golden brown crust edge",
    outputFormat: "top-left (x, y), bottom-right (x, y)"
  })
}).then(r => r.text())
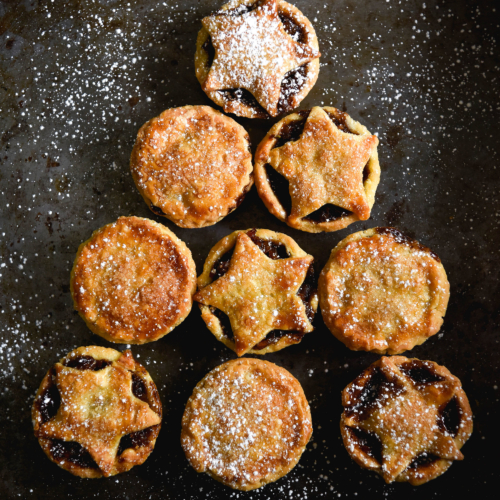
top-left (70, 216), bottom-right (197, 344)
top-left (196, 228), bottom-right (318, 355)
top-left (194, 0), bottom-right (320, 119)
top-left (32, 346), bottom-right (162, 478)
top-left (181, 358), bottom-right (312, 490)
top-left (254, 107), bottom-right (380, 233)
top-left (318, 228), bottom-right (450, 354)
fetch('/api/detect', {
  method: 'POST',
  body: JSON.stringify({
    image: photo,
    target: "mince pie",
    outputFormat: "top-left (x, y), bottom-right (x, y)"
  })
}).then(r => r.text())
top-left (130, 105), bottom-right (254, 228)
top-left (254, 106), bottom-right (380, 232)
top-left (195, 0), bottom-right (320, 118)
top-left (32, 346), bottom-right (162, 478)
top-left (181, 358), bottom-right (312, 490)
top-left (194, 228), bottom-right (317, 356)
top-left (340, 356), bottom-right (473, 485)
top-left (319, 227), bottom-right (450, 354)
top-left (71, 216), bottom-right (197, 344)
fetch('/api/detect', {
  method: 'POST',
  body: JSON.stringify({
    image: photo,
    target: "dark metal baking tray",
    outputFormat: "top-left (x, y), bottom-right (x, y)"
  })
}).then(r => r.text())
top-left (1, 0), bottom-right (499, 497)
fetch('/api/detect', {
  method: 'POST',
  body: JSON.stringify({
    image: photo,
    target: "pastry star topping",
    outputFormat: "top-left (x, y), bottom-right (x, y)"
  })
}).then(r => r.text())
top-left (344, 357), bottom-right (464, 484)
top-left (201, 0), bottom-right (320, 116)
top-left (194, 232), bottom-right (313, 356)
top-left (269, 106), bottom-right (379, 223)
top-left (37, 351), bottom-right (161, 477)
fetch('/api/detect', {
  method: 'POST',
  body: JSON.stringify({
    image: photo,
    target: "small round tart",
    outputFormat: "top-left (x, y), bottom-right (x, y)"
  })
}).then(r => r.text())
top-left (70, 216), bottom-right (196, 344)
top-left (340, 356), bottom-right (473, 485)
top-left (195, 0), bottom-right (320, 118)
top-left (130, 105), bottom-right (253, 228)
top-left (194, 228), bottom-right (318, 356)
top-left (254, 106), bottom-right (380, 233)
top-left (318, 227), bottom-right (450, 354)
top-left (181, 358), bottom-right (312, 490)
top-left (32, 346), bottom-right (162, 478)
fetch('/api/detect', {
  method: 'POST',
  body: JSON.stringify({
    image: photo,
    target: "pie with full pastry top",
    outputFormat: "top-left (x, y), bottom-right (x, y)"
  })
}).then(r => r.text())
top-left (319, 227), bottom-right (450, 354)
top-left (340, 356), bottom-right (473, 485)
top-left (71, 216), bottom-right (197, 344)
top-left (181, 358), bottom-right (312, 490)
top-left (254, 106), bottom-right (380, 233)
top-left (130, 105), bottom-right (253, 228)
top-left (195, 0), bottom-right (320, 118)
top-left (194, 228), bottom-right (317, 356)
top-left (32, 346), bottom-right (162, 478)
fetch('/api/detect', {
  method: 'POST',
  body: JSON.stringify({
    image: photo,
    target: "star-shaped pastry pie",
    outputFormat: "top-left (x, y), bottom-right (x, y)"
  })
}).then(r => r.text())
top-left (201, 0), bottom-right (320, 116)
top-left (269, 106), bottom-right (379, 225)
top-left (194, 232), bottom-right (313, 356)
top-left (37, 351), bottom-right (161, 477)
top-left (341, 356), bottom-right (472, 485)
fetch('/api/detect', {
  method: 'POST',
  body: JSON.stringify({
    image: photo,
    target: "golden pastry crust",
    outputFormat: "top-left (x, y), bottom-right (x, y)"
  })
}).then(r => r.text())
top-left (255, 106), bottom-right (380, 233)
top-left (318, 227), bottom-right (450, 354)
top-left (181, 358), bottom-right (312, 490)
top-left (32, 346), bottom-right (162, 478)
top-left (130, 105), bottom-right (253, 228)
top-left (195, 0), bottom-right (320, 118)
top-left (195, 228), bottom-right (318, 356)
top-left (340, 356), bottom-right (473, 485)
top-left (70, 216), bottom-right (197, 344)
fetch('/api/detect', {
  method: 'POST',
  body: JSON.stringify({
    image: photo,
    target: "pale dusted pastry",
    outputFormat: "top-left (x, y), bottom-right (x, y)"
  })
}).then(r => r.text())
top-left (254, 106), bottom-right (380, 233)
top-left (70, 216), bottom-right (196, 344)
top-left (195, 0), bottom-right (320, 118)
top-left (194, 228), bottom-right (317, 356)
top-left (319, 227), bottom-right (450, 354)
top-left (32, 346), bottom-right (162, 478)
top-left (181, 358), bottom-right (312, 490)
top-left (130, 105), bottom-right (253, 228)
top-left (340, 356), bottom-right (473, 485)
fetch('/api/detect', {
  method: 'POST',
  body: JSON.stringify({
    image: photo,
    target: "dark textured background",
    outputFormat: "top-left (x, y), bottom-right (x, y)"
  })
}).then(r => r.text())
top-left (1, 0), bottom-right (499, 498)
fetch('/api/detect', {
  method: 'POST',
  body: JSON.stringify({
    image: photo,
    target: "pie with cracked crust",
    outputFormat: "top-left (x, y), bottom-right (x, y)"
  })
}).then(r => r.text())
top-left (254, 106), bottom-right (380, 233)
top-left (130, 105), bottom-right (253, 228)
top-left (194, 228), bottom-right (317, 356)
top-left (340, 356), bottom-right (473, 485)
top-left (181, 358), bottom-right (312, 490)
top-left (319, 227), bottom-right (450, 354)
top-left (32, 346), bottom-right (162, 478)
top-left (195, 0), bottom-right (320, 118)
top-left (70, 216), bottom-right (197, 344)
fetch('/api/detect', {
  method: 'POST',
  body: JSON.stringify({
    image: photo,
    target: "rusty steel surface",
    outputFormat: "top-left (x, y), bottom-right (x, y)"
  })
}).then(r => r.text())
top-left (1, 0), bottom-right (499, 498)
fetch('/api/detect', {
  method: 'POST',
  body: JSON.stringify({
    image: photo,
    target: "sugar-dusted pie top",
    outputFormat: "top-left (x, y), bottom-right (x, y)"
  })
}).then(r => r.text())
top-left (341, 356), bottom-right (473, 485)
top-left (71, 216), bottom-right (196, 344)
top-left (195, 229), bottom-right (314, 356)
top-left (319, 227), bottom-right (450, 354)
top-left (181, 358), bottom-right (312, 490)
top-left (32, 346), bottom-right (162, 478)
top-left (130, 105), bottom-right (253, 228)
top-left (199, 0), bottom-right (320, 117)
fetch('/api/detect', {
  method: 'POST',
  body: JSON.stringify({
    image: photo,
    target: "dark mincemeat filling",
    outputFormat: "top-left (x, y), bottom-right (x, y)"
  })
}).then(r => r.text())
top-left (407, 452), bottom-right (440, 470)
top-left (150, 202), bottom-right (167, 216)
top-left (347, 426), bottom-right (383, 465)
top-left (208, 229), bottom-right (316, 350)
top-left (438, 396), bottom-right (462, 437)
top-left (375, 227), bottom-right (441, 262)
top-left (266, 111), bottom-right (369, 222)
top-left (399, 360), bottom-right (445, 386)
top-left (345, 367), bottom-right (405, 421)
top-left (202, 5), bottom-right (310, 115)
top-left (40, 356), bottom-right (157, 468)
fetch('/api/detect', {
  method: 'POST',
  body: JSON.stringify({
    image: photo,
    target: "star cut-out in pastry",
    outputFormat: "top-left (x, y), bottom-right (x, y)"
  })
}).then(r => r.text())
top-left (37, 352), bottom-right (161, 477)
top-left (343, 357), bottom-right (464, 484)
top-left (201, 0), bottom-right (320, 116)
top-left (269, 106), bottom-right (379, 224)
top-left (194, 232), bottom-right (313, 356)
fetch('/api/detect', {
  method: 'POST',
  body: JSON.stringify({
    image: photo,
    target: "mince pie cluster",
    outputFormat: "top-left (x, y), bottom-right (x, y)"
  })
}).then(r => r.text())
top-left (31, 0), bottom-right (473, 491)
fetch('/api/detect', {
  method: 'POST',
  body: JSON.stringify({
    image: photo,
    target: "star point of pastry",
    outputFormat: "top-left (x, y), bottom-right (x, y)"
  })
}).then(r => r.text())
top-left (194, 232), bottom-right (313, 356)
top-left (269, 106), bottom-right (378, 222)
top-left (349, 358), bottom-right (463, 484)
top-left (37, 356), bottom-right (161, 477)
top-left (201, 0), bottom-right (320, 116)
